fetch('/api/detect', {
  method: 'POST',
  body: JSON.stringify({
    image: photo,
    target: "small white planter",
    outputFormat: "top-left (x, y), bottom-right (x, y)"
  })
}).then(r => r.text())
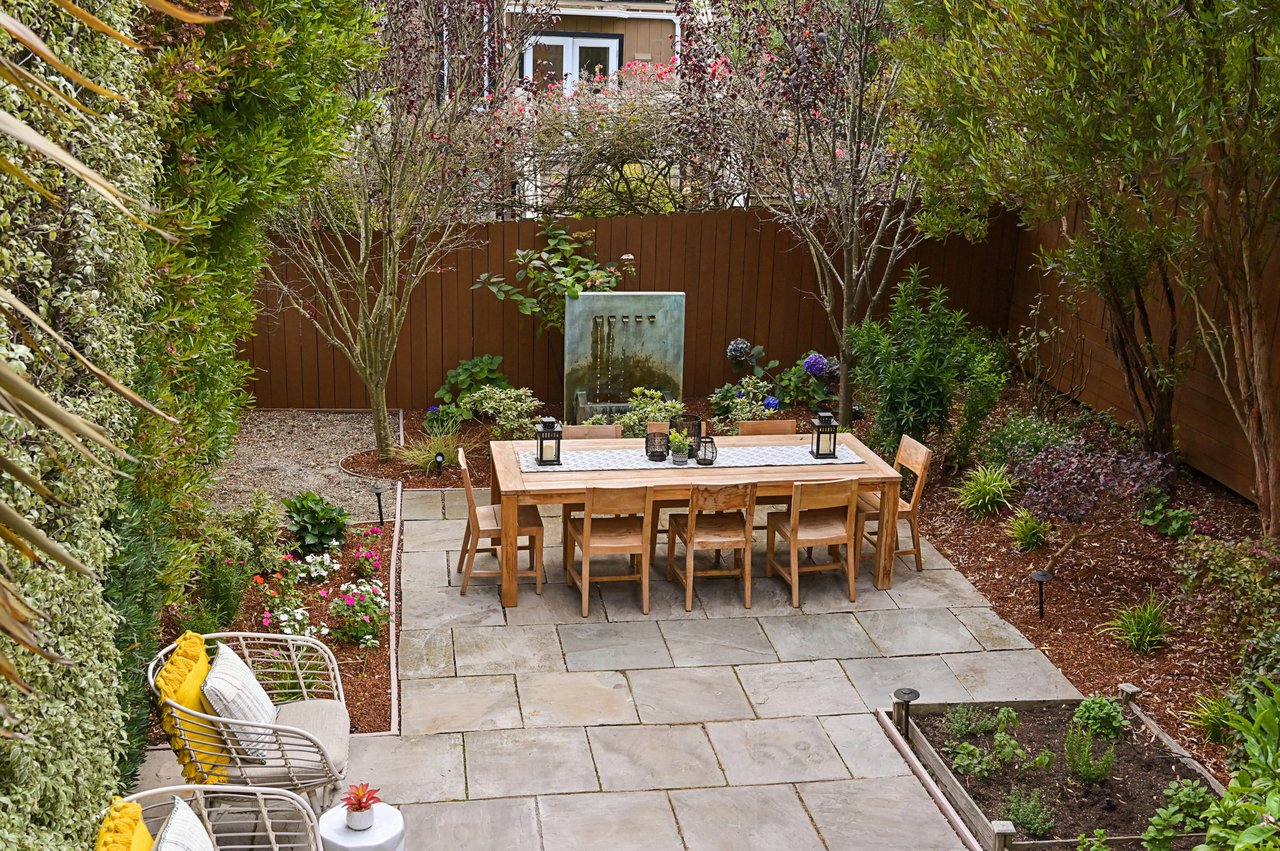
top-left (345, 807), bottom-right (376, 832)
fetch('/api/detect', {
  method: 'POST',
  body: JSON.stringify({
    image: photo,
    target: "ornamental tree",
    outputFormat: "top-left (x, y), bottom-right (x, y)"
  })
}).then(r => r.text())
top-left (675, 0), bottom-right (922, 424)
top-left (266, 0), bottom-right (553, 459)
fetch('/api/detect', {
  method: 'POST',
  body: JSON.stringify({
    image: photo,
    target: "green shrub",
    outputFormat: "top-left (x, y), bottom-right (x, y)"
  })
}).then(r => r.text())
top-left (588, 387), bottom-right (686, 439)
top-left (1185, 693), bottom-right (1234, 746)
top-left (461, 386), bottom-right (543, 440)
top-left (1072, 696), bottom-right (1130, 739)
top-left (283, 492), bottom-right (350, 556)
top-left (953, 465), bottom-right (1017, 517)
top-left (847, 266), bottom-right (1007, 456)
top-left (945, 703), bottom-right (998, 738)
top-left (725, 337), bottom-right (779, 378)
top-left (773, 351), bottom-right (836, 409)
top-left (710, 375), bottom-right (775, 430)
top-left (1064, 722), bottom-right (1116, 785)
top-left (1199, 679), bottom-right (1280, 849)
top-left (1007, 508), bottom-right (1050, 551)
top-left (435, 355), bottom-right (510, 405)
top-left (1176, 535), bottom-right (1280, 635)
top-left (993, 730), bottom-right (1027, 765)
top-left (1000, 787), bottom-right (1056, 838)
top-left (1141, 779), bottom-right (1213, 850)
top-left (423, 404), bottom-right (467, 435)
top-left (947, 741), bottom-right (999, 778)
top-left (1100, 591), bottom-right (1169, 652)
top-left (984, 412), bottom-right (1074, 467)
top-left (1076, 829), bottom-right (1109, 850)
top-left (1139, 490), bottom-right (1196, 539)
top-left (996, 705), bottom-right (1020, 732)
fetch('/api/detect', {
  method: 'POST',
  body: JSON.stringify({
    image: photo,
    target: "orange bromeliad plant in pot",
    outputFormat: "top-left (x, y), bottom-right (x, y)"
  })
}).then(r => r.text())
top-left (341, 783), bottom-right (383, 831)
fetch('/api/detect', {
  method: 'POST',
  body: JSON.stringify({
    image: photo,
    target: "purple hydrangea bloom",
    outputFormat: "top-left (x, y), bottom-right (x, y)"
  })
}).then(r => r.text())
top-left (803, 352), bottom-right (827, 377)
top-left (726, 338), bottom-right (751, 362)
top-left (764, 396), bottom-right (780, 411)
top-left (735, 390), bottom-right (744, 398)
top-left (428, 405), bottom-right (438, 412)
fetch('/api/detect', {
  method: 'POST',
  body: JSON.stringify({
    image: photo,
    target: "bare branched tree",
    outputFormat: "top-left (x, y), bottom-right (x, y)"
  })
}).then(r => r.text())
top-left (266, 0), bottom-right (553, 458)
top-left (676, 0), bottom-right (921, 423)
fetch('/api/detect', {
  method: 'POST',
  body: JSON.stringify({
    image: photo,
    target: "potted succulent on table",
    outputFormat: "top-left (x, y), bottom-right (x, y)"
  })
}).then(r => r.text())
top-left (341, 782), bottom-right (383, 831)
top-left (668, 430), bottom-right (691, 465)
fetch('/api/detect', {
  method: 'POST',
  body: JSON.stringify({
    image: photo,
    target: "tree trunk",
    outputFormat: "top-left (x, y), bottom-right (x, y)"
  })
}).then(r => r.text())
top-left (370, 383), bottom-right (395, 461)
top-left (837, 356), bottom-right (852, 427)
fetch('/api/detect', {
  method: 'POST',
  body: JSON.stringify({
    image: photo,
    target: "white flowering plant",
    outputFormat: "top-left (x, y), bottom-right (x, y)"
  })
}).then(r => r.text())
top-left (325, 579), bottom-right (389, 644)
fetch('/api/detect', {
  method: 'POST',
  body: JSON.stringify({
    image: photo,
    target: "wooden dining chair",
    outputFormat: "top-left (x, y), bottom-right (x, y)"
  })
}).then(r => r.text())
top-left (666, 483), bottom-right (757, 611)
top-left (765, 479), bottom-right (858, 608)
top-left (855, 435), bottom-right (933, 572)
top-left (738, 419), bottom-right (797, 436)
top-left (646, 421), bottom-right (709, 435)
top-left (457, 449), bottom-right (545, 595)
top-left (564, 486), bottom-right (655, 618)
top-left (646, 420), bottom-right (708, 562)
top-left (562, 423), bottom-right (622, 439)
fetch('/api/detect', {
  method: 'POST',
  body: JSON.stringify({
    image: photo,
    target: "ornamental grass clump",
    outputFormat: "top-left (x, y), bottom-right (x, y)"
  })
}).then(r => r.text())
top-left (1007, 508), bottom-right (1051, 552)
top-left (1100, 591), bottom-right (1169, 652)
top-left (953, 465), bottom-right (1017, 517)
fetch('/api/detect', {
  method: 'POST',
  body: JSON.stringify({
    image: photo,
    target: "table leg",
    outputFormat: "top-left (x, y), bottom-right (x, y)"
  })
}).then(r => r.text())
top-left (500, 492), bottom-right (519, 608)
top-left (875, 480), bottom-right (900, 590)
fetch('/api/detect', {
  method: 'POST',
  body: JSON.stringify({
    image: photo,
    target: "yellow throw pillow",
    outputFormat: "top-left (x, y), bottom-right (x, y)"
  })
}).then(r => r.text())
top-left (154, 631), bottom-right (229, 783)
top-left (95, 798), bottom-right (153, 851)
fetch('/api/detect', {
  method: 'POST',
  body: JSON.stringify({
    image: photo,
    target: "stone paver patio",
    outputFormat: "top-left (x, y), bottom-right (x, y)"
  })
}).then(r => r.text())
top-left (137, 488), bottom-right (1081, 849)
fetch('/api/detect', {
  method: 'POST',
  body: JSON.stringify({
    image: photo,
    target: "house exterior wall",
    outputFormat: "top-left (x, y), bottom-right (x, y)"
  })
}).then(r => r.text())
top-left (547, 11), bottom-right (677, 66)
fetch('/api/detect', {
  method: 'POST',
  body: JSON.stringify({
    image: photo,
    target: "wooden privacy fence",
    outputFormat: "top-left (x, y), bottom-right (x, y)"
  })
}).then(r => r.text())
top-left (245, 209), bottom-right (1021, 410)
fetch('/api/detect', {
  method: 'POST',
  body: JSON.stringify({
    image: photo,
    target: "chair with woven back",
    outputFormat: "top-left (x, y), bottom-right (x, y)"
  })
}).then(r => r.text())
top-left (101, 785), bottom-right (322, 850)
top-left (564, 485), bottom-right (656, 617)
top-left (457, 447), bottom-right (545, 595)
top-left (666, 483), bottom-right (757, 611)
top-left (855, 434), bottom-right (934, 572)
top-left (645, 420), bottom-right (710, 560)
top-left (765, 479), bottom-right (859, 607)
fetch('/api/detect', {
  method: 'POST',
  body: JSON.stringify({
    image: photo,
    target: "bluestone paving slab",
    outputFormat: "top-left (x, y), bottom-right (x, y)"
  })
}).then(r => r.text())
top-left (397, 629), bottom-right (455, 679)
top-left (588, 724), bottom-right (726, 791)
top-left (799, 776), bottom-right (962, 850)
top-left (401, 518), bottom-right (468, 552)
top-left (945, 649), bottom-right (1082, 701)
top-left (758, 613), bottom-right (879, 661)
top-left (659, 618), bottom-right (777, 666)
top-left (820, 714), bottom-right (911, 778)
top-left (538, 791), bottom-right (683, 851)
top-left (518, 671), bottom-right (638, 727)
top-left (953, 606), bottom-right (1035, 650)
top-left (600, 576), bottom-right (708, 621)
top-left (464, 728), bottom-right (598, 798)
top-left (345, 733), bottom-right (464, 805)
top-left (841, 655), bottom-right (973, 708)
top-left (400, 675), bottom-right (521, 735)
top-left (671, 785), bottom-right (826, 851)
top-left (445, 549), bottom-right (567, 588)
top-left (736, 659), bottom-right (867, 717)
top-left (399, 549), bottom-right (450, 586)
top-left (135, 747), bottom-right (184, 791)
top-left (503, 583), bottom-right (606, 625)
top-left (399, 798), bottom-right (538, 851)
top-left (626, 666), bottom-right (755, 724)
top-left (694, 574), bottom-right (795, 618)
top-left (798, 571), bottom-right (898, 614)
top-left (443, 487), bottom-right (486, 520)
top-left (401, 584), bottom-right (504, 631)
top-left (855, 607), bottom-right (984, 656)
top-left (400, 489), bottom-right (444, 521)
top-left (705, 717), bottom-right (849, 785)
top-left (452, 625), bottom-right (565, 675)
top-left (559, 621), bottom-right (673, 670)
top-left (888, 565), bottom-right (990, 609)
top-left (918, 536), bottom-right (953, 569)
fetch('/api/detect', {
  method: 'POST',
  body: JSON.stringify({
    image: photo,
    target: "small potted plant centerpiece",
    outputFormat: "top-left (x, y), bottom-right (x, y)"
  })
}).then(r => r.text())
top-left (341, 783), bottom-right (382, 831)
top-left (668, 430), bottom-right (691, 465)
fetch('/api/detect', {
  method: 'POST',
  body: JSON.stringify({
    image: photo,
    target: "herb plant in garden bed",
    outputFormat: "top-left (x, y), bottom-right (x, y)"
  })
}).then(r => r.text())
top-left (907, 696), bottom-right (1221, 848)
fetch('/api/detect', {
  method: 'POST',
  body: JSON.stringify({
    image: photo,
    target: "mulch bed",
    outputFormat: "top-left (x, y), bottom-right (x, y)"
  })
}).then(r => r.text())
top-left (917, 704), bottom-right (1208, 845)
top-left (920, 385), bottom-right (1260, 783)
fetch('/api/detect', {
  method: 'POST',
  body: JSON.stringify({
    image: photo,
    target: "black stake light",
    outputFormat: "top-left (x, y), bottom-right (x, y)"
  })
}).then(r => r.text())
top-left (893, 687), bottom-right (920, 738)
top-left (371, 483), bottom-right (388, 526)
top-left (1031, 570), bottom-right (1053, 619)
top-left (434, 452), bottom-right (445, 476)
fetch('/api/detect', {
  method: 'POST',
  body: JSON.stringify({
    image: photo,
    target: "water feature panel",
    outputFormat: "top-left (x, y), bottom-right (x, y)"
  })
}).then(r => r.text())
top-left (563, 292), bottom-right (686, 424)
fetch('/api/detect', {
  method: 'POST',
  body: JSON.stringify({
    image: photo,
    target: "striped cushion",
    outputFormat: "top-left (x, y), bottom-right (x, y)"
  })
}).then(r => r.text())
top-left (154, 796), bottom-right (214, 851)
top-left (201, 643), bottom-right (277, 761)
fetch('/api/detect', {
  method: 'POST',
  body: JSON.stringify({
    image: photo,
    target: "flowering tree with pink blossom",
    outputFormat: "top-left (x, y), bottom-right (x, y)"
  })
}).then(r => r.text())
top-left (675, 0), bottom-right (921, 423)
top-left (266, 0), bottom-right (554, 458)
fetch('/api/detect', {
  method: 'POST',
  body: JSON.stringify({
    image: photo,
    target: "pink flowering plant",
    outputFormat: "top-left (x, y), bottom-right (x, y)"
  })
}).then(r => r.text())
top-left (327, 579), bottom-right (390, 646)
top-left (353, 546), bottom-right (381, 579)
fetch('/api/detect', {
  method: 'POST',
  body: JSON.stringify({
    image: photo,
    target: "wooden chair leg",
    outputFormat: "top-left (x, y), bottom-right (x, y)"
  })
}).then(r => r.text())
top-left (910, 515), bottom-right (923, 571)
top-left (765, 523), bottom-right (776, 577)
top-left (742, 543), bottom-right (753, 609)
top-left (684, 543), bottom-right (696, 613)
top-left (789, 538), bottom-right (801, 608)
top-left (854, 511), bottom-right (865, 572)
top-left (580, 552), bottom-right (592, 618)
top-left (563, 525), bottom-right (574, 586)
top-left (456, 525), bottom-right (472, 575)
top-left (845, 536), bottom-right (857, 602)
top-left (666, 527), bottom-right (676, 581)
top-left (534, 531), bottom-right (545, 594)
top-left (459, 537), bottom-right (479, 596)
top-left (641, 547), bottom-right (650, 616)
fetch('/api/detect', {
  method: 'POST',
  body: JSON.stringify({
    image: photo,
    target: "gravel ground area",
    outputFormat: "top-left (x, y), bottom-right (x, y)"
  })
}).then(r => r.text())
top-left (211, 409), bottom-right (398, 520)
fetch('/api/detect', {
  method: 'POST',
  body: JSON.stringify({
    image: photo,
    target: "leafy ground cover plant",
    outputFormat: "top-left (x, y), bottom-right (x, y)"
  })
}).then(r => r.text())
top-left (284, 491), bottom-right (350, 556)
top-left (1007, 508), bottom-right (1050, 552)
top-left (945, 703), bottom-right (998, 738)
top-left (1013, 441), bottom-right (1173, 521)
top-left (984, 412), bottom-right (1075, 467)
top-left (710, 376), bottom-right (776, 431)
top-left (1141, 779), bottom-right (1213, 851)
top-left (1198, 679), bottom-right (1280, 849)
top-left (1000, 787), bottom-right (1057, 838)
top-left (588, 387), bottom-right (685, 438)
top-left (1064, 722), bottom-right (1116, 785)
top-left (1101, 591), bottom-right (1169, 652)
top-left (953, 465), bottom-right (1017, 517)
top-left (1072, 696), bottom-right (1131, 739)
top-left (1077, 829), bottom-right (1109, 850)
top-left (461, 386), bottom-right (543, 440)
top-left (1139, 490), bottom-right (1197, 539)
top-left (947, 741), bottom-right (999, 778)
top-left (436, 354), bottom-right (510, 405)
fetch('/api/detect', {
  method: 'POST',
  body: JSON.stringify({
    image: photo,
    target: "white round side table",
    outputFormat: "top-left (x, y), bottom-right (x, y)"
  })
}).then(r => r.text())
top-left (318, 803), bottom-right (405, 851)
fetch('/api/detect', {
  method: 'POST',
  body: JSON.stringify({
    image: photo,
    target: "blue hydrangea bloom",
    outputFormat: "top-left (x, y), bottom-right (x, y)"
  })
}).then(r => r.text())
top-left (764, 396), bottom-right (780, 411)
top-left (428, 405), bottom-right (438, 412)
top-left (726, 338), bottom-right (751, 362)
top-left (803, 352), bottom-right (827, 377)
top-left (735, 390), bottom-right (744, 398)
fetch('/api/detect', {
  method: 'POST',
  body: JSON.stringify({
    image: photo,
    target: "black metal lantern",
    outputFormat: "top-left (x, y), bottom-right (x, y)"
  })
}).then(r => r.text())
top-left (535, 417), bottom-right (562, 466)
top-left (668, 414), bottom-right (702, 444)
top-left (646, 430), bottom-right (669, 462)
top-left (695, 435), bottom-right (718, 466)
top-left (810, 411), bottom-right (838, 459)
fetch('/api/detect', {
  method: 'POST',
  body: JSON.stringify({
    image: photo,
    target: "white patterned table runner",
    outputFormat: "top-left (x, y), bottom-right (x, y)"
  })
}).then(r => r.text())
top-left (519, 444), bottom-right (863, 473)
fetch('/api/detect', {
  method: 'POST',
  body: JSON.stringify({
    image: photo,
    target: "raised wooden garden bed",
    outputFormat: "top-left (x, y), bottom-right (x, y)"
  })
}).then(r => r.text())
top-left (876, 687), bottom-right (1224, 850)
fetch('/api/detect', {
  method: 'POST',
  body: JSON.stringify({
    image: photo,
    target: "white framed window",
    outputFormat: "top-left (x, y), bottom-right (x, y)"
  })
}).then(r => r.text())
top-left (522, 33), bottom-right (622, 94)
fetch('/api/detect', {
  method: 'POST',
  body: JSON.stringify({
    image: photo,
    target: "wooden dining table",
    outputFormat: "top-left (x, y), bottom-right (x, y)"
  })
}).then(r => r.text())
top-left (488, 432), bottom-right (902, 608)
